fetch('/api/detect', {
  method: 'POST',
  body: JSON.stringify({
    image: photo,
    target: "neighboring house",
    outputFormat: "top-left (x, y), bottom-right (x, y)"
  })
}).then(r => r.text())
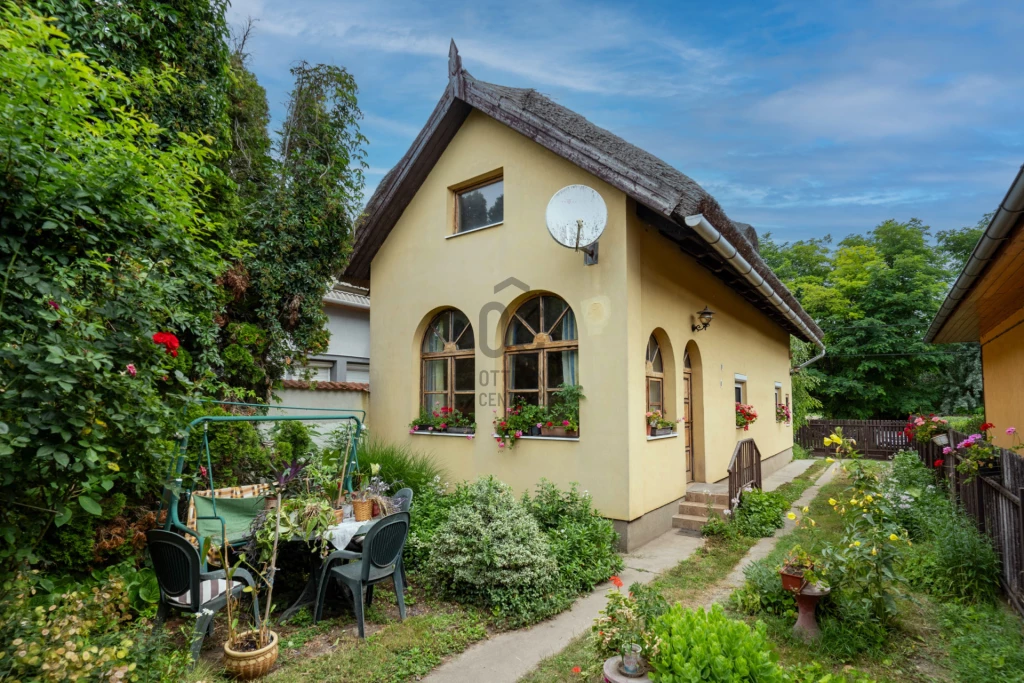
top-left (276, 282), bottom-right (371, 420)
top-left (926, 165), bottom-right (1024, 449)
top-left (343, 43), bottom-right (824, 549)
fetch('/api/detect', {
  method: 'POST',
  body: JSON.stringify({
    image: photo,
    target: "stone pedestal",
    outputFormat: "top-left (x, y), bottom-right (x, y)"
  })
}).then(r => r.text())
top-left (603, 656), bottom-right (651, 682)
top-left (793, 583), bottom-right (830, 641)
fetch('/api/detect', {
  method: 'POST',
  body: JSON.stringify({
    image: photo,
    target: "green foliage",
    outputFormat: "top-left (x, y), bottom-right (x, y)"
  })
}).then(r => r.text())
top-left (783, 662), bottom-right (877, 683)
top-left (944, 413), bottom-right (987, 435)
top-left (592, 581), bottom-right (667, 660)
top-left (272, 420), bottom-right (318, 463)
top-left (0, 7), bottom-right (228, 576)
top-left (522, 479), bottom-right (623, 595)
top-left (38, 493), bottom-right (128, 572)
top-left (760, 218), bottom-right (985, 419)
top-left (730, 558), bottom-right (795, 617)
top-left (184, 405), bottom-right (271, 487)
top-left (0, 569), bottom-right (192, 681)
top-left (425, 477), bottom-right (568, 627)
top-left (357, 438), bottom-right (448, 497)
top-left (734, 488), bottom-right (789, 538)
top-left (939, 602), bottom-right (1024, 683)
top-left (404, 478), bottom-right (467, 573)
top-left (648, 604), bottom-right (785, 682)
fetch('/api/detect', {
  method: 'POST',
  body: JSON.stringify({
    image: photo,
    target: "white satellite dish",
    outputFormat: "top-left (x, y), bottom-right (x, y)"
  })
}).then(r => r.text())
top-left (545, 185), bottom-right (607, 264)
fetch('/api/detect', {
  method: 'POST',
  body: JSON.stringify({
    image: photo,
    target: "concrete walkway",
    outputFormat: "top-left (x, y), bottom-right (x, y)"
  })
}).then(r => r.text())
top-left (686, 458), bottom-right (819, 496)
top-left (424, 459), bottom-right (833, 683)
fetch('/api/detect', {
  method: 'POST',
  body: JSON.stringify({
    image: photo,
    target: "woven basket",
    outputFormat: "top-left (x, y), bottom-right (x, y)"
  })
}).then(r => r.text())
top-left (223, 630), bottom-right (279, 680)
top-left (332, 508), bottom-right (345, 524)
top-left (353, 499), bottom-right (373, 522)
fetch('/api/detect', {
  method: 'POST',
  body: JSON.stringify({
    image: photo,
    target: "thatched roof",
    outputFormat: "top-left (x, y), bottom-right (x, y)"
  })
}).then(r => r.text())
top-left (345, 42), bottom-right (821, 343)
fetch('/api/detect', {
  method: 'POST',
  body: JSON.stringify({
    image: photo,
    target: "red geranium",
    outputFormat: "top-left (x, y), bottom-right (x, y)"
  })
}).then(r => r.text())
top-left (572, 667), bottom-right (581, 675)
top-left (152, 331), bottom-right (180, 357)
top-left (934, 459), bottom-right (944, 468)
top-left (980, 422), bottom-right (995, 432)
top-left (610, 575), bottom-right (623, 588)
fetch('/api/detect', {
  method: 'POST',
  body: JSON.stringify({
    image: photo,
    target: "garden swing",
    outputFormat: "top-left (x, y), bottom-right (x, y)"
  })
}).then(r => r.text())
top-left (158, 400), bottom-right (365, 568)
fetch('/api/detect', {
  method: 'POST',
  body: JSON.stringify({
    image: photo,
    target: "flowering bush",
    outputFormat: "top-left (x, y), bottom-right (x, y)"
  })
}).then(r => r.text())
top-left (591, 579), bottom-right (667, 662)
top-left (948, 426), bottom-right (1000, 481)
top-left (735, 403), bottom-right (758, 430)
top-left (775, 403), bottom-right (791, 424)
top-left (902, 414), bottom-right (948, 443)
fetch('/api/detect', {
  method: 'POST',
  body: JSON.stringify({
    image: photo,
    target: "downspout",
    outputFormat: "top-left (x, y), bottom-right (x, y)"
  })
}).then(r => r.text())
top-left (683, 214), bottom-right (826, 374)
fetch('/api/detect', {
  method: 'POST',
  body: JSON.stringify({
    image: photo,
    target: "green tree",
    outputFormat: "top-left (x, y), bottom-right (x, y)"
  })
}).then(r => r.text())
top-left (0, 7), bottom-right (227, 574)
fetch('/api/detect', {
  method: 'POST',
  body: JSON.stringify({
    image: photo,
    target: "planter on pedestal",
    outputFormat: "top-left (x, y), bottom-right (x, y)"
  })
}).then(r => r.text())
top-left (793, 584), bottom-right (830, 642)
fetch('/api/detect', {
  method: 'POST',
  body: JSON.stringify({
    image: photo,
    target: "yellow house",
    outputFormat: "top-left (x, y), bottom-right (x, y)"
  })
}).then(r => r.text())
top-left (345, 44), bottom-right (824, 549)
top-left (927, 165), bottom-right (1024, 449)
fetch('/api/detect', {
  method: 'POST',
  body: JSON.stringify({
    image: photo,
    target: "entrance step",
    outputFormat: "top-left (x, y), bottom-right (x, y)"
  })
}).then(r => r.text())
top-left (672, 490), bottom-right (731, 531)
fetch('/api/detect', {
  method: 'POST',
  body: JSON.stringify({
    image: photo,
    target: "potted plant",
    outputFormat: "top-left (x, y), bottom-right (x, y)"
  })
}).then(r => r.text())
top-left (735, 403), bottom-right (758, 431)
top-left (902, 414), bottom-right (949, 445)
top-left (646, 410), bottom-right (679, 437)
top-left (541, 383), bottom-right (584, 437)
top-left (952, 426), bottom-right (1001, 482)
top-left (779, 545), bottom-right (816, 593)
top-left (493, 398), bottom-right (531, 449)
top-left (592, 577), bottom-right (667, 679)
top-left (775, 403), bottom-right (791, 424)
top-left (443, 406), bottom-right (476, 435)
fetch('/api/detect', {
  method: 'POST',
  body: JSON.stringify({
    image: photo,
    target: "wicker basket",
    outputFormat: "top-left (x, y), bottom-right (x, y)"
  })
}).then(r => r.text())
top-left (332, 508), bottom-right (345, 524)
top-left (223, 630), bottom-right (279, 680)
top-left (353, 499), bottom-right (373, 522)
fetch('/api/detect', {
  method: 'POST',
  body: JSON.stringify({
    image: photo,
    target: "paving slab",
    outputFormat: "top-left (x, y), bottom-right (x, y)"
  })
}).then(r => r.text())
top-left (686, 458), bottom-right (819, 496)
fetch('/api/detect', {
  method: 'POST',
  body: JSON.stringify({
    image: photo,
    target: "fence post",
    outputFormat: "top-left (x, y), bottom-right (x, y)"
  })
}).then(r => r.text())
top-left (976, 475), bottom-right (985, 535)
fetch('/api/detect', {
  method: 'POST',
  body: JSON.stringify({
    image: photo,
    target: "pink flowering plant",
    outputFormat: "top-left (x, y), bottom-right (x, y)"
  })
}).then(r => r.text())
top-left (493, 399), bottom-right (529, 449)
top-left (735, 403), bottom-right (758, 430)
top-left (948, 423), bottom-right (1000, 481)
top-left (902, 414), bottom-right (948, 443)
top-left (409, 405), bottom-right (475, 433)
top-left (646, 410), bottom-right (680, 431)
top-left (775, 403), bottom-right (791, 424)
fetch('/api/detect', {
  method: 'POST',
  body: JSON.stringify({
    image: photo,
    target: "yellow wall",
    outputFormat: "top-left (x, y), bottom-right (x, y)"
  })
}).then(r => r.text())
top-left (368, 110), bottom-right (794, 522)
top-left (981, 306), bottom-right (1024, 450)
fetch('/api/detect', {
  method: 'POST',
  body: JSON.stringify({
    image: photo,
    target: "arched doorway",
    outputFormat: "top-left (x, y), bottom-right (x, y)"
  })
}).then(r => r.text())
top-left (683, 341), bottom-right (705, 482)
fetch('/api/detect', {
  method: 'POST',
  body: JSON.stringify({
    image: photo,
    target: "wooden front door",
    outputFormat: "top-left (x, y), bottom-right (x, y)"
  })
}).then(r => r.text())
top-left (683, 369), bottom-right (693, 477)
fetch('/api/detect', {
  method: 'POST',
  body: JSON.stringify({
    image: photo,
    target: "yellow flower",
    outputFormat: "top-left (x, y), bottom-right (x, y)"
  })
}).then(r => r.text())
top-left (826, 457), bottom-right (835, 463)
top-left (802, 506), bottom-right (809, 513)
top-left (810, 519), bottom-right (817, 527)
top-left (850, 498), bottom-right (858, 505)
top-left (823, 437), bottom-right (831, 446)
top-left (889, 533), bottom-right (898, 541)
top-left (871, 547), bottom-right (877, 556)
top-left (787, 512), bottom-right (796, 520)
top-left (853, 541), bottom-right (861, 547)
top-left (828, 498), bottom-right (837, 506)
top-left (865, 495), bottom-right (873, 503)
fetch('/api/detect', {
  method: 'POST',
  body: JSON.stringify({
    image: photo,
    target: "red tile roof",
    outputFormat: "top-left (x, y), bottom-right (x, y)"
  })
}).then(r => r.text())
top-left (280, 380), bottom-right (369, 392)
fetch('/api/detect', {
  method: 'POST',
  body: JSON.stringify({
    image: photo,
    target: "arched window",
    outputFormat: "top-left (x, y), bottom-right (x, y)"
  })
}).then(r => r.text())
top-left (504, 294), bottom-right (578, 407)
top-left (646, 334), bottom-right (664, 415)
top-left (421, 309), bottom-right (475, 419)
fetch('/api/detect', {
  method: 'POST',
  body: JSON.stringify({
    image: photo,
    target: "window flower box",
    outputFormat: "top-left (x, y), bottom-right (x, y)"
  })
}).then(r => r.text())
top-left (648, 427), bottom-right (675, 437)
top-left (645, 410), bottom-right (680, 437)
top-left (447, 426), bottom-right (474, 435)
top-left (541, 425), bottom-right (578, 438)
top-left (736, 403), bottom-right (758, 431)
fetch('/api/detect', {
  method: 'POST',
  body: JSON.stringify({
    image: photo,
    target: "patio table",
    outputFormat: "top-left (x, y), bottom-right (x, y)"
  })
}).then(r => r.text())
top-left (277, 516), bottom-right (380, 622)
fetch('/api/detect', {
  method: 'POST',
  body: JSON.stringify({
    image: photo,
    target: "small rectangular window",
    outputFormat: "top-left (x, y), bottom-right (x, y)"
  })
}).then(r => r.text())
top-left (735, 383), bottom-right (745, 404)
top-left (734, 374), bottom-right (747, 404)
top-left (456, 178), bottom-right (504, 233)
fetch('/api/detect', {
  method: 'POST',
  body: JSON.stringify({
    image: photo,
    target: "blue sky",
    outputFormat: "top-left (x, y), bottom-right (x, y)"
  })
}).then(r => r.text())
top-left (228, 0), bottom-right (1024, 243)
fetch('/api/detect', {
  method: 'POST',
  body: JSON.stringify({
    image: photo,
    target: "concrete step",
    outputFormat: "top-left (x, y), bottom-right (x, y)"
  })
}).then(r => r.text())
top-left (683, 491), bottom-right (730, 506)
top-left (672, 513), bottom-right (709, 531)
top-left (678, 501), bottom-right (728, 517)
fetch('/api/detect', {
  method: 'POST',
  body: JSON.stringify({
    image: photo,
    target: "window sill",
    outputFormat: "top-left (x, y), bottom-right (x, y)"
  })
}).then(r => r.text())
top-left (410, 431), bottom-right (476, 438)
top-left (446, 222), bottom-right (503, 239)
top-left (647, 433), bottom-right (678, 441)
top-left (491, 433), bottom-right (580, 442)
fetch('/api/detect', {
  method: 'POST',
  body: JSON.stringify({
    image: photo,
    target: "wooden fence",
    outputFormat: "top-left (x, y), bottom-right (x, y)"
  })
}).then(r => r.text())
top-left (798, 419), bottom-right (1024, 617)
top-left (796, 419), bottom-right (910, 459)
top-left (728, 438), bottom-right (762, 511)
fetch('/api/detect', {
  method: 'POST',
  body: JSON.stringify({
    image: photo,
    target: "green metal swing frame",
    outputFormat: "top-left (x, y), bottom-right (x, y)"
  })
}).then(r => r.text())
top-left (159, 399), bottom-right (364, 566)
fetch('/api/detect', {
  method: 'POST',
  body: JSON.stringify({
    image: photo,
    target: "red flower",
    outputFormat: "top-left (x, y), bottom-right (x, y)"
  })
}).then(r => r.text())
top-left (47, 300), bottom-right (60, 311)
top-left (610, 575), bottom-right (623, 588)
top-left (934, 459), bottom-right (944, 468)
top-left (152, 331), bottom-right (180, 357)
top-left (980, 422), bottom-right (995, 432)
top-left (572, 667), bottom-right (581, 675)
top-left (546, 421), bottom-right (553, 428)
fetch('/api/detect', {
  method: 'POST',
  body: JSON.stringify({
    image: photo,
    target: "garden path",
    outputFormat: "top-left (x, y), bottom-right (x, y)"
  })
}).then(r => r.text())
top-left (424, 459), bottom-right (832, 683)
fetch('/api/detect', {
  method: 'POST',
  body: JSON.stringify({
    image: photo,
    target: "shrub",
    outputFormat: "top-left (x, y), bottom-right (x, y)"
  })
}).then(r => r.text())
top-left (910, 501), bottom-right (1000, 603)
top-left (0, 571), bottom-right (191, 681)
top-left (522, 479), bottom-right (623, 594)
top-left (791, 444), bottom-right (813, 460)
top-left (730, 558), bottom-right (795, 617)
top-left (647, 604), bottom-right (785, 682)
top-left (404, 477), bottom-right (468, 572)
top-left (425, 477), bottom-right (568, 627)
top-left (734, 488), bottom-right (789, 538)
top-left (592, 581), bottom-right (668, 661)
top-left (943, 414), bottom-right (986, 436)
top-left (357, 438), bottom-right (447, 497)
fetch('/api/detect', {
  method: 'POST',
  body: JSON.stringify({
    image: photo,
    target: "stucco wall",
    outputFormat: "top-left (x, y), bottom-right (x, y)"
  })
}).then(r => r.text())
top-left (981, 306), bottom-right (1024, 450)
top-left (368, 110), bottom-right (793, 523)
top-left (625, 205), bottom-right (793, 520)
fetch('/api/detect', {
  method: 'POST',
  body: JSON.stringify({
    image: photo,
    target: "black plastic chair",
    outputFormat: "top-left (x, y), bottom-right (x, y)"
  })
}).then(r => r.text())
top-left (146, 529), bottom-right (260, 662)
top-left (313, 511), bottom-right (409, 636)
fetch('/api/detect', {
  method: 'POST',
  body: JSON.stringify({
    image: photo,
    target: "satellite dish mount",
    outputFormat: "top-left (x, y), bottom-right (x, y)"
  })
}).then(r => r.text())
top-left (546, 185), bottom-right (607, 266)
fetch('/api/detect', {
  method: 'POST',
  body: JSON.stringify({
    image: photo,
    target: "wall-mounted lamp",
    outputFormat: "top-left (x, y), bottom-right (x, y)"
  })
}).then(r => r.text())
top-left (692, 306), bottom-right (715, 332)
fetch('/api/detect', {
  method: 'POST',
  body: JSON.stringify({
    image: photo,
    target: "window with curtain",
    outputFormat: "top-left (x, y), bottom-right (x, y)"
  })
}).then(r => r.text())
top-left (646, 334), bottom-right (664, 415)
top-left (421, 309), bottom-right (475, 419)
top-left (504, 294), bottom-right (578, 408)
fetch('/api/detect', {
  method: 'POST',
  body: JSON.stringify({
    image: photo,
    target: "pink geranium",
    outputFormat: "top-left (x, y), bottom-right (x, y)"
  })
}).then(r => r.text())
top-left (125, 363), bottom-right (136, 377)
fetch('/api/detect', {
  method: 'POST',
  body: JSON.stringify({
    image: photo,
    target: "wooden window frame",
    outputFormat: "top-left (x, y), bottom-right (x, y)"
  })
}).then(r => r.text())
top-left (453, 174), bottom-right (504, 235)
top-left (503, 295), bottom-right (578, 410)
top-left (421, 310), bottom-right (475, 417)
top-left (646, 334), bottom-right (664, 415)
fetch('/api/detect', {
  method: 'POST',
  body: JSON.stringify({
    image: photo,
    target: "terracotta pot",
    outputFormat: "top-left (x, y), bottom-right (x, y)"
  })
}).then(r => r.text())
top-left (223, 630), bottom-right (279, 680)
top-left (780, 568), bottom-right (806, 593)
top-left (540, 426), bottom-right (579, 438)
top-left (353, 499), bottom-right (373, 522)
top-left (372, 500), bottom-right (381, 518)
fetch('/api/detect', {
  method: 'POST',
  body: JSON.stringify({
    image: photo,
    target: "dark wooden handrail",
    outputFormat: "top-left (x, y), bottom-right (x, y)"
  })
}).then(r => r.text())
top-left (728, 438), bottom-right (762, 510)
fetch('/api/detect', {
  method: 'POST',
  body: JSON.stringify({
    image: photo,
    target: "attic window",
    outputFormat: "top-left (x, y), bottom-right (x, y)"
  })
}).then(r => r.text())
top-left (456, 178), bottom-right (504, 234)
